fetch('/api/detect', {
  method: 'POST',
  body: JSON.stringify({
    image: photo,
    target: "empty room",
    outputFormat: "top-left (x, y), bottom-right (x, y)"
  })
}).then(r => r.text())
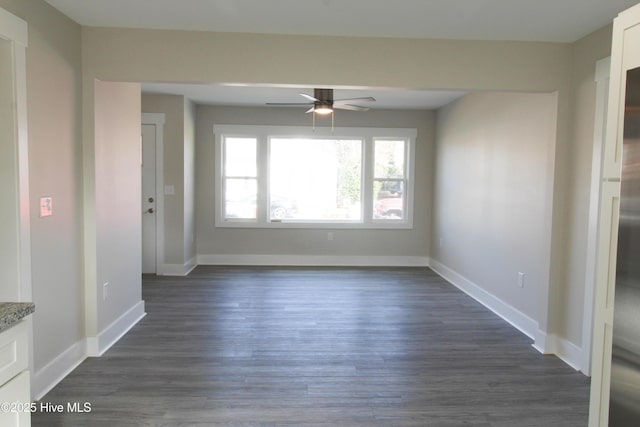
top-left (1, 1), bottom-right (640, 426)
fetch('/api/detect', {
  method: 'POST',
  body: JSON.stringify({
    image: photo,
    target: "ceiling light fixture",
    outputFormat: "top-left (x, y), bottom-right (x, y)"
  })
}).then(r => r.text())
top-left (313, 105), bottom-right (333, 115)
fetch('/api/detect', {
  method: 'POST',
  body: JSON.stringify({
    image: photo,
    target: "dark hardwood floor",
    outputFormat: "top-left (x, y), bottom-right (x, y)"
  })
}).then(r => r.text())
top-left (32, 266), bottom-right (590, 426)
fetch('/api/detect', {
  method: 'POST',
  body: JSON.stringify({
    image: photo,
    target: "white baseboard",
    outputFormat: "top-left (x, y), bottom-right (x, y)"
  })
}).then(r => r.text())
top-left (539, 333), bottom-right (584, 372)
top-left (429, 259), bottom-right (539, 340)
top-left (32, 301), bottom-right (146, 400)
top-left (197, 254), bottom-right (430, 267)
top-left (160, 257), bottom-right (197, 276)
top-left (532, 328), bottom-right (550, 354)
top-left (32, 339), bottom-right (87, 400)
top-left (429, 259), bottom-right (585, 372)
top-left (86, 301), bottom-right (146, 357)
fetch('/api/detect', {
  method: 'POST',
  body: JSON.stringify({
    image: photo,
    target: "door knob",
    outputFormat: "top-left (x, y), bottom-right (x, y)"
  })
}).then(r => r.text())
top-left (145, 208), bottom-right (154, 214)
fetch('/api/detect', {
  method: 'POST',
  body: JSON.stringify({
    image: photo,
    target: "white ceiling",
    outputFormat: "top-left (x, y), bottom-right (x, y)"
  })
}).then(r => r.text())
top-left (140, 83), bottom-right (468, 110)
top-left (45, 0), bottom-right (639, 42)
top-left (44, 0), bottom-right (640, 109)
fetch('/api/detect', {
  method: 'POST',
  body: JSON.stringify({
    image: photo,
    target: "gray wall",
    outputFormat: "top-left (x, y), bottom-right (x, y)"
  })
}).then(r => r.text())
top-left (0, 0), bottom-right (84, 383)
top-left (195, 106), bottom-right (434, 261)
top-left (93, 80), bottom-right (142, 331)
top-left (432, 91), bottom-right (558, 324)
top-left (81, 27), bottom-right (572, 92)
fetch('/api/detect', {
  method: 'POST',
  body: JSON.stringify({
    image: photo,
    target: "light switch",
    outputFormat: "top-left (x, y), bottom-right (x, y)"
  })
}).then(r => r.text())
top-left (39, 197), bottom-right (53, 217)
top-left (164, 185), bottom-right (175, 195)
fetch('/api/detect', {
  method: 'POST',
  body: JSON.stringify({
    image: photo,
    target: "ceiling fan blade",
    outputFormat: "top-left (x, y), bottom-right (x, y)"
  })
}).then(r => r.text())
top-left (266, 102), bottom-right (313, 106)
top-left (267, 90), bottom-right (373, 112)
top-left (334, 97), bottom-right (376, 105)
top-left (335, 104), bottom-right (370, 112)
top-left (300, 93), bottom-right (320, 102)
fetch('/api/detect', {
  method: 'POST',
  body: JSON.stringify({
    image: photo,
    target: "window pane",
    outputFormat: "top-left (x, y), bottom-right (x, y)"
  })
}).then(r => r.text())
top-left (224, 137), bottom-right (256, 177)
top-left (224, 178), bottom-right (257, 219)
top-left (270, 138), bottom-right (362, 221)
top-left (374, 140), bottom-right (405, 179)
top-left (374, 179), bottom-right (404, 220)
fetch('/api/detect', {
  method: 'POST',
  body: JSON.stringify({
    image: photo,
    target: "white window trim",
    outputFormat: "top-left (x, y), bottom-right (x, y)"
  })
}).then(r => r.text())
top-left (214, 124), bottom-right (417, 229)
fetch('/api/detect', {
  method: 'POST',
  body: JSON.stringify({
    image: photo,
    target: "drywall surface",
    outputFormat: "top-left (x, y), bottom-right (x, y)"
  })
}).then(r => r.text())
top-left (432, 91), bottom-right (558, 323)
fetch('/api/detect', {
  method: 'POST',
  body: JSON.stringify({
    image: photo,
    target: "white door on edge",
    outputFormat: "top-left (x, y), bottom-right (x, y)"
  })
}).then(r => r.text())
top-left (141, 123), bottom-right (157, 274)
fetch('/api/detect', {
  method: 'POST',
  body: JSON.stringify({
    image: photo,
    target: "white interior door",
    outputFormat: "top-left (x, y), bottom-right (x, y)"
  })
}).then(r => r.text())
top-left (141, 123), bottom-right (157, 274)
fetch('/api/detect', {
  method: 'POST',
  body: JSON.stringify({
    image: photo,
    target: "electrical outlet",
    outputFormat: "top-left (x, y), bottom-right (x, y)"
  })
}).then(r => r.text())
top-left (517, 272), bottom-right (525, 288)
top-left (103, 282), bottom-right (109, 300)
top-left (439, 238), bottom-right (443, 248)
top-left (327, 232), bottom-right (334, 241)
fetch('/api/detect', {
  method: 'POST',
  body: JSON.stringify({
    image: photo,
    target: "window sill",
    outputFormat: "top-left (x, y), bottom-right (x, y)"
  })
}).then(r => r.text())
top-left (215, 219), bottom-right (414, 230)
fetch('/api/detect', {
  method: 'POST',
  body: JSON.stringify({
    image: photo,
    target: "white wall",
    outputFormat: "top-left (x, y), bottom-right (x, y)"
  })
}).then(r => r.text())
top-left (195, 106), bottom-right (433, 263)
top-left (431, 92), bottom-right (558, 337)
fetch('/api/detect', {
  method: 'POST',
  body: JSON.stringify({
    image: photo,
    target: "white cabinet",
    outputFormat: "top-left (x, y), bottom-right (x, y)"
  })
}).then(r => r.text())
top-left (0, 320), bottom-right (31, 427)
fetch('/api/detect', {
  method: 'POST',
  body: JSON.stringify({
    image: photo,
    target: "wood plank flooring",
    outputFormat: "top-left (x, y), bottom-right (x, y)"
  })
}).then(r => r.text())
top-left (32, 266), bottom-right (590, 426)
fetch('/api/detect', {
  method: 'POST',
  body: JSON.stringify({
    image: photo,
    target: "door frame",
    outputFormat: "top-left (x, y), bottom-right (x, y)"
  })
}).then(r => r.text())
top-left (141, 113), bottom-right (165, 275)
top-left (0, 7), bottom-right (31, 302)
top-left (581, 57), bottom-right (610, 376)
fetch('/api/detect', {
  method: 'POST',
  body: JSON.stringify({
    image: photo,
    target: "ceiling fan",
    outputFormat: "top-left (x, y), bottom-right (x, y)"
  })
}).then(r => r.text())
top-left (266, 88), bottom-right (376, 115)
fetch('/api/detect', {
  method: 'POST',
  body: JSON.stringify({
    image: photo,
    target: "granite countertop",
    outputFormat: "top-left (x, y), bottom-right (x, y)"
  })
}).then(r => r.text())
top-left (0, 302), bottom-right (35, 332)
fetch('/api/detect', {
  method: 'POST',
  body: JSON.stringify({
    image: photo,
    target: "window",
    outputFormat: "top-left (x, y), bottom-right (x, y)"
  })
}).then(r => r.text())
top-left (270, 137), bottom-right (362, 221)
top-left (215, 125), bottom-right (416, 229)
top-left (373, 139), bottom-right (407, 220)
top-left (223, 137), bottom-right (257, 220)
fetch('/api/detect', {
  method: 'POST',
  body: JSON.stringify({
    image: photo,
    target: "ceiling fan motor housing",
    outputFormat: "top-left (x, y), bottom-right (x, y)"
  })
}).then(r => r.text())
top-left (314, 88), bottom-right (334, 107)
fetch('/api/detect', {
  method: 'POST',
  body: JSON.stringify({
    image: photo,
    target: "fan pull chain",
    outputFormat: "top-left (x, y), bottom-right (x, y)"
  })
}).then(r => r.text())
top-left (310, 110), bottom-right (335, 131)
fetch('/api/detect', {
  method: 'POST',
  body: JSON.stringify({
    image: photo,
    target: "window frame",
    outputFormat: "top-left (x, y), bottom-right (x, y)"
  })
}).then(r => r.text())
top-left (214, 124), bottom-right (417, 229)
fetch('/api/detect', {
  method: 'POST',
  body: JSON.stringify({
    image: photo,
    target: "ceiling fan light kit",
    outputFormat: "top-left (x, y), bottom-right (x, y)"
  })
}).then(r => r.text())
top-left (313, 105), bottom-right (333, 115)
